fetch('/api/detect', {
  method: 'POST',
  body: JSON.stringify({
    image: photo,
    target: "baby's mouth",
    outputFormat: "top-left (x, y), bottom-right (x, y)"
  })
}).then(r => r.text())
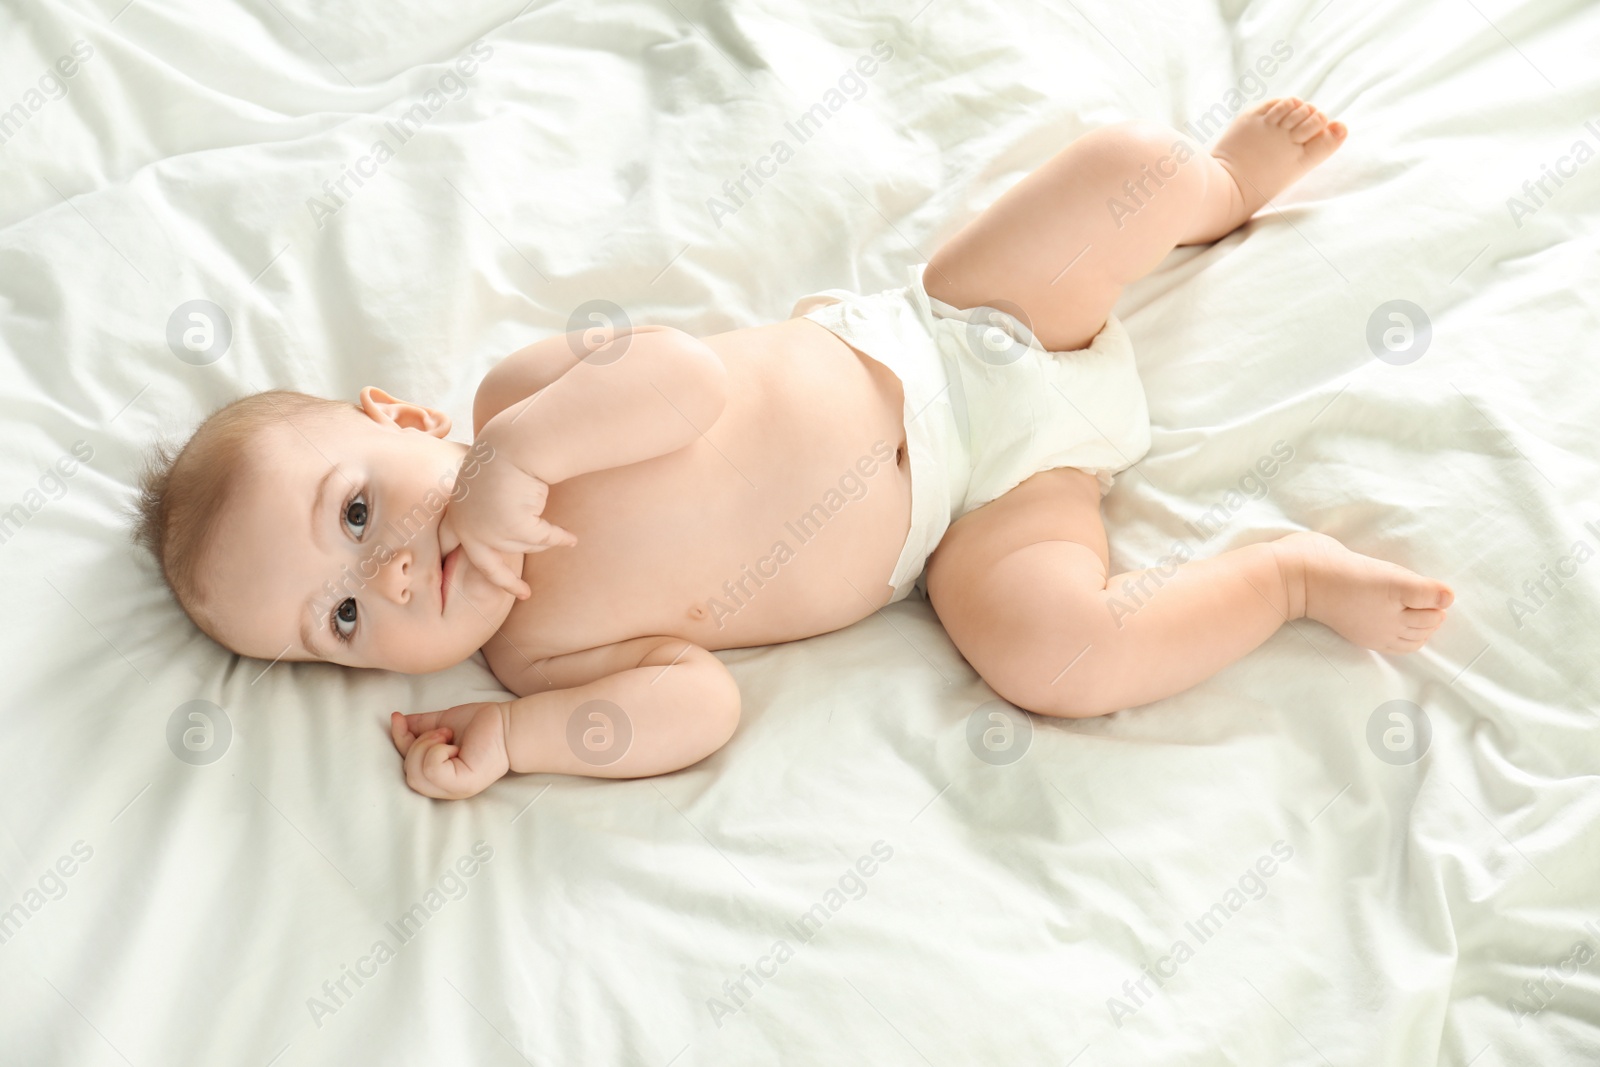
top-left (440, 546), bottom-right (462, 613)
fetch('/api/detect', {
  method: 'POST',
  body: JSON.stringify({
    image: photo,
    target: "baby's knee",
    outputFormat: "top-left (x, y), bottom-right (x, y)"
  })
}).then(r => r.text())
top-left (1083, 122), bottom-right (1209, 209)
top-left (1091, 121), bottom-right (1199, 169)
top-left (984, 652), bottom-right (1124, 719)
top-left (967, 609), bottom-right (1127, 719)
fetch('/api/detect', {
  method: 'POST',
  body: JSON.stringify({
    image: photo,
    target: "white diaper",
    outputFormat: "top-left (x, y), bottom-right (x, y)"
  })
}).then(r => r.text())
top-left (790, 262), bottom-right (1151, 604)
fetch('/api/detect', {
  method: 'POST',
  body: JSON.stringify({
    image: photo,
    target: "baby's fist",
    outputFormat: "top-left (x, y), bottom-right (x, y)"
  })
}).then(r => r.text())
top-left (440, 439), bottom-right (577, 602)
top-left (390, 702), bottom-right (511, 800)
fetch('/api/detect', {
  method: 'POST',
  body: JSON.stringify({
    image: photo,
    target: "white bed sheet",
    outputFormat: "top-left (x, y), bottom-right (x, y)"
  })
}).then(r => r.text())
top-left (2, 0), bottom-right (1597, 1063)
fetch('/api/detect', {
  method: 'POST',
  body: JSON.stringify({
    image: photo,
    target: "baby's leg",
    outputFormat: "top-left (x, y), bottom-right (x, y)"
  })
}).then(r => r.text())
top-left (923, 100), bottom-right (1348, 352)
top-left (923, 470), bottom-right (1453, 718)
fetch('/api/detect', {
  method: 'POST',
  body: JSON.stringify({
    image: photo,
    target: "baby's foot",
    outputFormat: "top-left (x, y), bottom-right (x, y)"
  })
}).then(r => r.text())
top-left (1272, 532), bottom-right (1454, 655)
top-left (1210, 98), bottom-right (1348, 219)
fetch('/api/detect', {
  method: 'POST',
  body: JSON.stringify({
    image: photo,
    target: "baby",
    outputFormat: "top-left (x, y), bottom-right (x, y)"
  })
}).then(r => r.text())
top-left (133, 99), bottom-right (1453, 800)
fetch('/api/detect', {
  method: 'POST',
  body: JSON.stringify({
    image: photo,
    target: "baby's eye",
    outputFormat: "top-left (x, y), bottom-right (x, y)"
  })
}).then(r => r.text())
top-left (343, 493), bottom-right (369, 538)
top-left (333, 598), bottom-right (358, 642)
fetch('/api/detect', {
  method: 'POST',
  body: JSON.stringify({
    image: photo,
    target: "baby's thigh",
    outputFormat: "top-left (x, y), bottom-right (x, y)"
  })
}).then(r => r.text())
top-left (926, 467), bottom-right (1108, 590)
top-left (922, 123), bottom-right (1204, 352)
top-left (921, 467), bottom-right (1112, 710)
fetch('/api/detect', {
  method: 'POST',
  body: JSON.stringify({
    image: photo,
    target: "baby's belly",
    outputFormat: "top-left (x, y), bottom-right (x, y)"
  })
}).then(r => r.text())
top-left (497, 316), bottom-right (912, 662)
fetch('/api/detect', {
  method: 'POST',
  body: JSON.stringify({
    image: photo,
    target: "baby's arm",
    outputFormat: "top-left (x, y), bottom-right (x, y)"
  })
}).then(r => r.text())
top-left (443, 325), bottom-right (728, 597)
top-left (472, 323), bottom-right (679, 434)
top-left (391, 636), bottom-right (741, 797)
top-left (476, 325), bottom-right (728, 485)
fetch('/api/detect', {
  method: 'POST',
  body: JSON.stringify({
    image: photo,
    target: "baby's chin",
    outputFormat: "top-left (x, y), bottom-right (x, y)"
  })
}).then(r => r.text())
top-left (397, 595), bottom-right (519, 673)
top-left (379, 621), bottom-right (502, 673)
top-left (389, 646), bottom-right (484, 674)
top-left (391, 617), bottom-right (514, 674)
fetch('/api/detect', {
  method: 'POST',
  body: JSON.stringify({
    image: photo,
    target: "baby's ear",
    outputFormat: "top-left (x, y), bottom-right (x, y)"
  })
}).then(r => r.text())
top-left (359, 386), bottom-right (452, 438)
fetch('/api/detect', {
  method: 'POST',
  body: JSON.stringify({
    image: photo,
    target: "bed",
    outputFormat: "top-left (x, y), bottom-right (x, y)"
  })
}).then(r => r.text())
top-left (3, 0), bottom-right (1597, 1062)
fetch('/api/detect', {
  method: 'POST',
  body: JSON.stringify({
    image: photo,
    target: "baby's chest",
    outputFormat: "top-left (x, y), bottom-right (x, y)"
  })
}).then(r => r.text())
top-left (494, 413), bottom-right (913, 661)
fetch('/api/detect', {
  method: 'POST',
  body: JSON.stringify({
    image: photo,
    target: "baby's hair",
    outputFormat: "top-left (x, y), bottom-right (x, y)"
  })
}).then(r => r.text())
top-left (131, 389), bottom-right (355, 643)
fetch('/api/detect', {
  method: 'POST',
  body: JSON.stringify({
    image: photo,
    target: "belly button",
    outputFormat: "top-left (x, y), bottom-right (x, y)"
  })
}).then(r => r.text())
top-left (896, 442), bottom-right (907, 467)
top-left (688, 603), bottom-right (707, 620)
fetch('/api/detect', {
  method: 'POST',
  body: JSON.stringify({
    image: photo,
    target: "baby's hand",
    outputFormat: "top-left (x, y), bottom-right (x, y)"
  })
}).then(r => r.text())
top-left (441, 437), bottom-right (577, 600)
top-left (390, 703), bottom-right (511, 800)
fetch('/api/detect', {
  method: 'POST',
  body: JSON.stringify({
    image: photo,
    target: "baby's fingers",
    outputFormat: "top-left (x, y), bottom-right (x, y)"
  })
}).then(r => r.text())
top-left (392, 710), bottom-right (446, 754)
top-left (422, 740), bottom-right (460, 785)
top-left (526, 519), bottom-right (579, 552)
top-left (460, 538), bottom-right (532, 600)
top-left (403, 729), bottom-right (459, 798)
top-left (391, 711), bottom-right (415, 754)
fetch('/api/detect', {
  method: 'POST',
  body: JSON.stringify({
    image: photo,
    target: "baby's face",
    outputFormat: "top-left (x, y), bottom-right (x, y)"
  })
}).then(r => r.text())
top-left (199, 393), bottom-right (520, 672)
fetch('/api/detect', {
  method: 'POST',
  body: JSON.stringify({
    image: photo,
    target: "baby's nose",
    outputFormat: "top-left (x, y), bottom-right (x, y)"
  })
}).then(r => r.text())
top-left (378, 548), bottom-right (415, 604)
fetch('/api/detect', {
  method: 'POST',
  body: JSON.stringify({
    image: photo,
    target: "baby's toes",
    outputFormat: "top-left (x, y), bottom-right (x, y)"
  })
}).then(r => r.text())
top-left (1394, 604), bottom-right (1447, 652)
top-left (1388, 633), bottom-right (1432, 654)
top-left (1401, 606), bottom-right (1447, 630)
top-left (1263, 97), bottom-right (1299, 123)
top-left (1395, 571), bottom-right (1453, 610)
top-left (1289, 107), bottom-right (1329, 144)
top-left (1277, 99), bottom-right (1312, 128)
top-left (1301, 120), bottom-right (1349, 160)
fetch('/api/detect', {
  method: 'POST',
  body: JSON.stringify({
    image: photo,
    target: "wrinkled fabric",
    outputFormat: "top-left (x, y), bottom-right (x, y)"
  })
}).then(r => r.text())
top-left (1, 0), bottom-right (1596, 1063)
